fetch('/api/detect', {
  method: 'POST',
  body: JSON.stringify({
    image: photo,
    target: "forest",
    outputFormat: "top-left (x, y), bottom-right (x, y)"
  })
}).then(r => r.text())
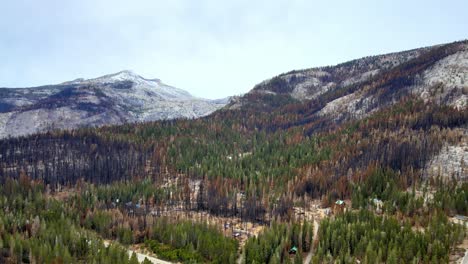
top-left (314, 210), bottom-right (464, 263)
top-left (0, 176), bottom-right (138, 263)
top-left (244, 221), bottom-right (314, 264)
top-left (0, 176), bottom-right (238, 263)
top-left (0, 41), bottom-right (466, 263)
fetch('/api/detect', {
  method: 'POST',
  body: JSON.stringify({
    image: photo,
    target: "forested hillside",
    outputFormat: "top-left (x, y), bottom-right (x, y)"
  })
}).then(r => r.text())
top-left (0, 40), bottom-right (466, 263)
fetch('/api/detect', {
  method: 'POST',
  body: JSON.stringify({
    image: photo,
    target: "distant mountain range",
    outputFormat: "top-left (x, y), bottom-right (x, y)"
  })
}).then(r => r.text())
top-left (0, 70), bottom-right (228, 138)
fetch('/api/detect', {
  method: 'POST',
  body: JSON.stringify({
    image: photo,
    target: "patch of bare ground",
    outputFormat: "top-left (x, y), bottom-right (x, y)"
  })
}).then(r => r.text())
top-left (449, 218), bottom-right (468, 264)
top-left (450, 236), bottom-right (468, 264)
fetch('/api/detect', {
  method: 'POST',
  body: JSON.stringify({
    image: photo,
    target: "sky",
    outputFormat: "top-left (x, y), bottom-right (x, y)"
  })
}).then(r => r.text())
top-left (0, 0), bottom-right (467, 99)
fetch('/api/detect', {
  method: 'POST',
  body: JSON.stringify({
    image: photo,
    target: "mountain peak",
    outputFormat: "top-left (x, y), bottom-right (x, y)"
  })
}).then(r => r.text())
top-left (106, 70), bottom-right (143, 81)
top-left (63, 70), bottom-right (162, 85)
top-left (90, 70), bottom-right (156, 84)
top-left (0, 70), bottom-right (228, 138)
top-left (57, 70), bottom-right (198, 101)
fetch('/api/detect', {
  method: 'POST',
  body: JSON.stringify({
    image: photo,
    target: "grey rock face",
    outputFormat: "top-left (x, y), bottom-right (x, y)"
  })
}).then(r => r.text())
top-left (230, 41), bottom-right (467, 121)
top-left (0, 70), bottom-right (227, 138)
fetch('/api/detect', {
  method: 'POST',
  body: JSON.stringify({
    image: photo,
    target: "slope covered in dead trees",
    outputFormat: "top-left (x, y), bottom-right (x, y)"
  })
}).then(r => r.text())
top-left (0, 40), bottom-right (466, 263)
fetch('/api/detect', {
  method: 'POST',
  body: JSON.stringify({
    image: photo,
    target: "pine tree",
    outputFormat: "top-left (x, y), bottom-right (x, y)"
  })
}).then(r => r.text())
top-left (129, 253), bottom-right (139, 264)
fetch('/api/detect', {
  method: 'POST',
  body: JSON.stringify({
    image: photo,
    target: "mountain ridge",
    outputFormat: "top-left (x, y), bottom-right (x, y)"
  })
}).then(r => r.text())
top-left (0, 71), bottom-right (227, 138)
top-left (227, 40), bottom-right (467, 122)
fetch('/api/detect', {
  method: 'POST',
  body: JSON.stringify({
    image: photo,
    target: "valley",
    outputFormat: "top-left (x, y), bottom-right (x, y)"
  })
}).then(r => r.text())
top-left (0, 40), bottom-right (466, 263)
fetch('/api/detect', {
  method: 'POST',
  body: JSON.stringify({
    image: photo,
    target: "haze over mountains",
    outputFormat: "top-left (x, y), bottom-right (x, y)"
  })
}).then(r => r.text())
top-left (0, 70), bottom-right (227, 138)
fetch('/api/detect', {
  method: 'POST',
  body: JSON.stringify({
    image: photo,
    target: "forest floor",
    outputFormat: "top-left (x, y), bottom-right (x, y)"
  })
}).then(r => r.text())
top-left (448, 212), bottom-right (468, 263)
top-left (158, 199), bottom-right (328, 247)
top-left (451, 234), bottom-right (468, 264)
top-left (156, 208), bottom-right (265, 247)
top-left (154, 199), bottom-right (328, 264)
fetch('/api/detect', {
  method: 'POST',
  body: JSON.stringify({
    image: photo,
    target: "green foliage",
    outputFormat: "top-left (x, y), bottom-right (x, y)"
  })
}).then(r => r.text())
top-left (0, 42), bottom-right (467, 263)
top-left (351, 167), bottom-right (468, 223)
top-left (145, 240), bottom-right (204, 263)
top-left (165, 128), bottom-right (329, 191)
top-left (244, 221), bottom-right (313, 264)
top-left (350, 167), bottom-right (425, 216)
top-left (316, 210), bottom-right (465, 263)
top-left (93, 178), bottom-right (168, 205)
top-left (146, 217), bottom-right (238, 263)
top-left (0, 178), bottom-right (134, 263)
top-left (431, 181), bottom-right (468, 215)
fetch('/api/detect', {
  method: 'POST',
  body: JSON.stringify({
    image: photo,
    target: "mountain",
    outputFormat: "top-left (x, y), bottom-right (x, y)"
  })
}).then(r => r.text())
top-left (226, 40), bottom-right (467, 179)
top-left (228, 40), bottom-right (467, 121)
top-left (1, 41), bottom-right (466, 184)
top-left (0, 70), bottom-right (227, 138)
top-left (0, 40), bottom-right (467, 263)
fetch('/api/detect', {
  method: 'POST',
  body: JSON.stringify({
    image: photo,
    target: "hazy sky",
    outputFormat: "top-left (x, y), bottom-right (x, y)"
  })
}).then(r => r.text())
top-left (1, 0), bottom-right (467, 99)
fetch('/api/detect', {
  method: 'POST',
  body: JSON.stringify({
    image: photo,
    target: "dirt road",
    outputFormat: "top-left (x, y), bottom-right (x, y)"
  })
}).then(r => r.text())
top-left (304, 219), bottom-right (320, 264)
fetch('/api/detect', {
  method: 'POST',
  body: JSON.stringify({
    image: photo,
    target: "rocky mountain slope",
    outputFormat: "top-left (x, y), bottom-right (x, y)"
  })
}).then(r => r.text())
top-left (227, 40), bottom-right (467, 180)
top-left (0, 41), bottom-right (466, 264)
top-left (229, 40), bottom-right (467, 119)
top-left (0, 40), bottom-right (466, 186)
top-left (0, 70), bottom-right (227, 138)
